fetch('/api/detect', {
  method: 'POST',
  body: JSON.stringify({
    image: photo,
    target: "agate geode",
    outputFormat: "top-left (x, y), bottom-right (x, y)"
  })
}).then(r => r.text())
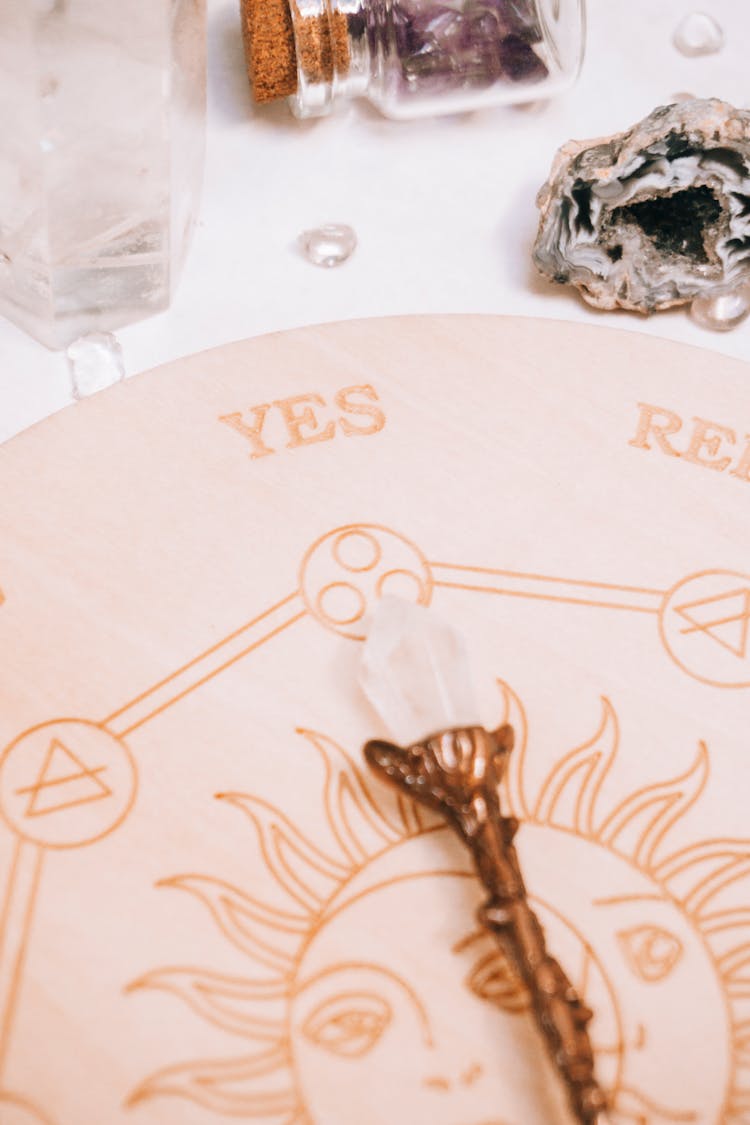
top-left (533, 99), bottom-right (750, 313)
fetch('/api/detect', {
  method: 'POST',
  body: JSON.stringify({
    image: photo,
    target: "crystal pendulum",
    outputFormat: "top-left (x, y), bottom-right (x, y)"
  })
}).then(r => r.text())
top-left (359, 597), bottom-right (612, 1125)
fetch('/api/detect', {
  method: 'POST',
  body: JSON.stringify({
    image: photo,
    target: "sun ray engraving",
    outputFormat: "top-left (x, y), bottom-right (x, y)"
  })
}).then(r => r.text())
top-left (128, 686), bottom-right (750, 1124)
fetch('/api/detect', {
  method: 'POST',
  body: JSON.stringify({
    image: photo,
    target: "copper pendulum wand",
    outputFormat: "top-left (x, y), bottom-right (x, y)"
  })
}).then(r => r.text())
top-left (365, 722), bottom-right (609, 1125)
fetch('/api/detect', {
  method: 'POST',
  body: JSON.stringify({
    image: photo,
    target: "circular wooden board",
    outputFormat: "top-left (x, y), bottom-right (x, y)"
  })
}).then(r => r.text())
top-left (0, 315), bottom-right (748, 1125)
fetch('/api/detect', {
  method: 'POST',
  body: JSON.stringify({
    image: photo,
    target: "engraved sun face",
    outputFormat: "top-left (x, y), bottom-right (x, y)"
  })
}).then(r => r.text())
top-left (128, 686), bottom-right (750, 1125)
top-left (289, 859), bottom-right (571, 1124)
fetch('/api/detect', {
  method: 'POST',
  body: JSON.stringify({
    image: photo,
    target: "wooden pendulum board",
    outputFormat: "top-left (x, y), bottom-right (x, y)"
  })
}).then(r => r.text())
top-left (0, 315), bottom-right (748, 1125)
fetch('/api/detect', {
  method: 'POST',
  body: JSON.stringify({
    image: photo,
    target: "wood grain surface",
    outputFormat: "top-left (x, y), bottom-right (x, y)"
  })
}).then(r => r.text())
top-left (0, 315), bottom-right (747, 1125)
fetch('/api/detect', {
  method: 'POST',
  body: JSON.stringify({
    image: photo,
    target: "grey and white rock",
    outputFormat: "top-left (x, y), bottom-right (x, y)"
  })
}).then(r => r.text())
top-left (533, 99), bottom-right (750, 313)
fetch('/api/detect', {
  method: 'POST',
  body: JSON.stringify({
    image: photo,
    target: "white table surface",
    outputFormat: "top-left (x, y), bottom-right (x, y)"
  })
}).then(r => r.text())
top-left (1, 0), bottom-right (748, 445)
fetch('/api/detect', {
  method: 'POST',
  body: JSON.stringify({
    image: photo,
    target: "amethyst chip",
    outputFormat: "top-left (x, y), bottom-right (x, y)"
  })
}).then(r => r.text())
top-left (392, 0), bottom-right (548, 95)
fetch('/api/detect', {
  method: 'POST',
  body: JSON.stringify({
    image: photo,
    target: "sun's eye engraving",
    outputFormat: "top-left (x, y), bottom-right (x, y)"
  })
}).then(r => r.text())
top-left (617, 925), bottom-right (684, 983)
top-left (466, 949), bottom-right (530, 1014)
top-left (302, 992), bottom-right (392, 1058)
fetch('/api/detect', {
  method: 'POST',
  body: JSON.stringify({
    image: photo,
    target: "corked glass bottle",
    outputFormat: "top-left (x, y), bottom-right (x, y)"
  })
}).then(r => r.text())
top-left (242, 0), bottom-right (585, 120)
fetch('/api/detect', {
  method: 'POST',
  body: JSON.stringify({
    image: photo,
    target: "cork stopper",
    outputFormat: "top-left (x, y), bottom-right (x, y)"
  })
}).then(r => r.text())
top-left (241, 0), bottom-right (298, 104)
top-left (241, 0), bottom-right (351, 106)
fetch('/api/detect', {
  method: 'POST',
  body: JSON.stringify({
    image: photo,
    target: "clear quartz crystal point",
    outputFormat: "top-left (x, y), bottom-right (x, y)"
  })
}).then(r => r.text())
top-left (299, 224), bottom-right (357, 268)
top-left (359, 596), bottom-right (482, 747)
top-left (673, 12), bottom-right (724, 57)
top-left (691, 286), bottom-right (750, 332)
top-left (0, 0), bottom-right (206, 349)
top-left (67, 332), bottom-right (125, 400)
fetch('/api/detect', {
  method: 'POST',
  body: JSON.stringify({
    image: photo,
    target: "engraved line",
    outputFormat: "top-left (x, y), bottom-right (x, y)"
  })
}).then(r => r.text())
top-left (0, 838), bottom-right (23, 958)
top-left (0, 841), bottom-right (45, 1084)
top-left (433, 579), bottom-right (662, 615)
top-left (105, 591), bottom-right (300, 728)
top-left (14, 766), bottom-right (108, 797)
top-left (431, 562), bottom-right (667, 596)
top-left (593, 893), bottom-right (666, 907)
top-left (113, 608), bottom-right (307, 738)
top-left (0, 1094), bottom-right (53, 1125)
top-left (24, 789), bottom-right (113, 820)
top-left (679, 611), bottom-right (748, 635)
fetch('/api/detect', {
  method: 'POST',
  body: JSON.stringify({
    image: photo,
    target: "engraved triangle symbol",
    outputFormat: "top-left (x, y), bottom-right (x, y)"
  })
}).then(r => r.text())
top-left (675, 587), bottom-right (750, 659)
top-left (15, 739), bottom-right (113, 819)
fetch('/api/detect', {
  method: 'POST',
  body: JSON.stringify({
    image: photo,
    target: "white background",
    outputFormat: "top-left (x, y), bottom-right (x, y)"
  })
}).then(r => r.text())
top-left (0, 0), bottom-right (748, 445)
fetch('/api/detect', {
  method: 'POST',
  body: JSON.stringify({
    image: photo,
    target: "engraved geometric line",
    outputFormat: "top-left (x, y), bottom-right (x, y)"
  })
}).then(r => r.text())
top-left (675, 587), bottom-right (750, 659)
top-left (0, 522), bottom-right (744, 1123)
top-left (102, 554), bottom-right (674, 739)
top-left (104, 545), bottom-right (731, 743)
top-left (431, 562), bottom-right (666, 615)
top-left (105, 592), bottom-right (306, 738)
top-left (14, 740), bottom-right (113, 819)
top-left (0, 841), bottom-right (45, 1090)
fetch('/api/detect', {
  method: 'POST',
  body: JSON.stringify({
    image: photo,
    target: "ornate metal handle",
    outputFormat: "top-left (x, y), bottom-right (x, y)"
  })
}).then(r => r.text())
top-left (365, 723), bottom-right (609, 1125)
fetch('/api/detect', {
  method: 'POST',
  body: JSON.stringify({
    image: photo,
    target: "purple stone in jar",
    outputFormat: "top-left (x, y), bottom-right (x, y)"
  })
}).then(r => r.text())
top-left (392, 0), bottom-right (548, 96)
top-left (250, 0), bottom-right (584, 120)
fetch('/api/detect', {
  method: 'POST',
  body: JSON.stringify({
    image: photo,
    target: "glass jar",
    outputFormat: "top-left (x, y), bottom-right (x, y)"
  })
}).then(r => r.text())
top-left (0, 0), bottom-right (207, 349)
top-left (245, 0), bottom-right (585, 120)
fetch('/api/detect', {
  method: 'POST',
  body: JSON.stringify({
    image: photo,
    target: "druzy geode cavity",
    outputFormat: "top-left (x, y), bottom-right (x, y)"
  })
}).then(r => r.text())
top-left (533, 99), bottom-right (750, 313)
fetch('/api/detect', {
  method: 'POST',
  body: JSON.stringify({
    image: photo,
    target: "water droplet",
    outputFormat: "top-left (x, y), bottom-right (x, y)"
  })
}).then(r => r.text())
top-left (67, 332), bottom-right (126, 400)
top-left (671, 91), bottom-right (696, 103)
top-left (673, 12), bottom-right (724, 58)
top-left (690, 287), bottom-right (750, 332)
top-left (299, 224), bottom-right (357, 269)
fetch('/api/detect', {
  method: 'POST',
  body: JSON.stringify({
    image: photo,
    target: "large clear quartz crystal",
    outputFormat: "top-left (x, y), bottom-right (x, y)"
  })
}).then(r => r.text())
top-left (0, 0), bottom-right (206, 348)
top-left (359, 597), bottom-right (482, 746)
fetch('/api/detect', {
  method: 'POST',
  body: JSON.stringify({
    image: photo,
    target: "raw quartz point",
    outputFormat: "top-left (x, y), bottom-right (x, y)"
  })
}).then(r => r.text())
top-left (533, 99), bottom-right (750, 314)
top-left (67, 333), bottom-right (125, 400)
top-left (359, 596), bottom-right (481, 746)
top-left (299, 224), bottom-right (357, 269)
top-left (673, 11), bottom-right (724, 57)
top-left (0, 0), bottom-right (206, 349)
